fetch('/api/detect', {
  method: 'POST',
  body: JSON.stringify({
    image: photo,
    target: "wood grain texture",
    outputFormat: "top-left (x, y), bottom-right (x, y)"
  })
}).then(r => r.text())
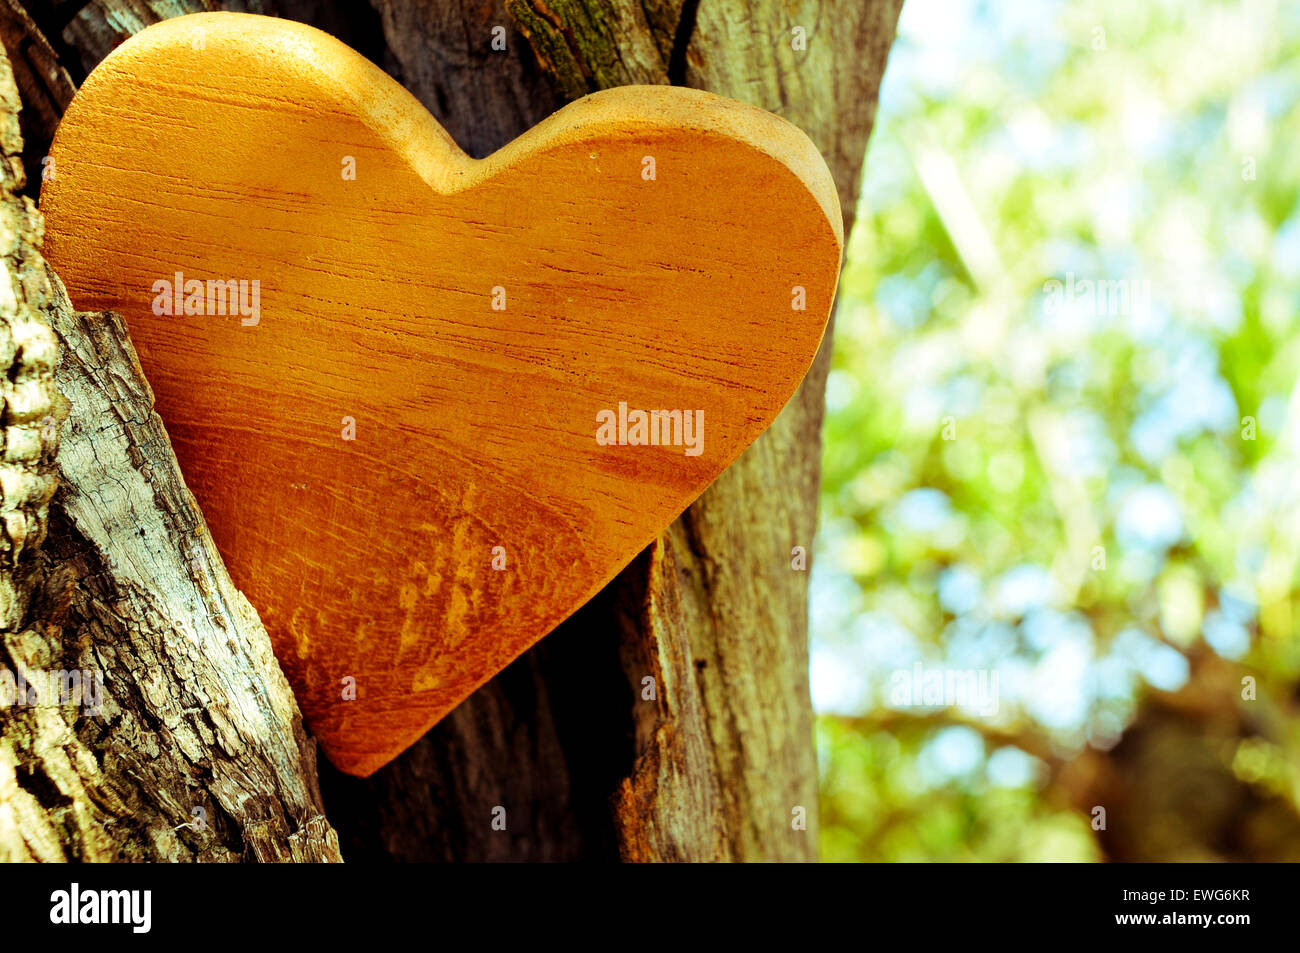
top-left (321, 0), bottom-right (901, 861)
top-left (7, 0), bottom-right (899, 861)
top-left (0, 25), bottom-right (339, 861)
top-left (40, 11), bottom-right (842, 776)
top-left (22, 304), bottom-right (341, 861)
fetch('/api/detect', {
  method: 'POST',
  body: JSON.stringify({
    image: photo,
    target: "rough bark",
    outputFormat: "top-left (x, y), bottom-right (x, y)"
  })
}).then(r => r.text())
top-left (0, 3), bottom-right (340, 860)
top-left (1, 0), bottom-right (901, 862)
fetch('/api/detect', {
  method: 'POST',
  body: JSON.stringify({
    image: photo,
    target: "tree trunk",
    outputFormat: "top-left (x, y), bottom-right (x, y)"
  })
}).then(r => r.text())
top-left (0, 0), bottom-right (900, 862)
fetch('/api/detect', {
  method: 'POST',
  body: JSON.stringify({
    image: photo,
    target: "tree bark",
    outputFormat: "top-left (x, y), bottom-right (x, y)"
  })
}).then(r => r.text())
top-left (0, 0), bottom-right (901, 862)
top-left (0, 3), bottom-right (340, 860)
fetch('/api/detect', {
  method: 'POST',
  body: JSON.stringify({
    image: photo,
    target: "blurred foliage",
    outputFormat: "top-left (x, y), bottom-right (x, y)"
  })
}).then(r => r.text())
top-left (815, 0), bottom-right (1300, 861)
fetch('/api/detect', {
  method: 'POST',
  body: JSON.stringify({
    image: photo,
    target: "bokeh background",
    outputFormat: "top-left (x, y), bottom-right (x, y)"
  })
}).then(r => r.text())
top-left (814, 0), bottom-right (1300, 861)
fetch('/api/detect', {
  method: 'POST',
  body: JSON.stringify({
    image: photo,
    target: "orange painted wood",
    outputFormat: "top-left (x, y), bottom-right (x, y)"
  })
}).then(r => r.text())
top-left (40, 12), bottom-right (842, 776)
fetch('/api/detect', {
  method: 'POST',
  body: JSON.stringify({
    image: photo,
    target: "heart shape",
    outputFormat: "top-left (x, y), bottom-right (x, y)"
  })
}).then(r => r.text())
top-left (41, 12), bottom-right (842, 775)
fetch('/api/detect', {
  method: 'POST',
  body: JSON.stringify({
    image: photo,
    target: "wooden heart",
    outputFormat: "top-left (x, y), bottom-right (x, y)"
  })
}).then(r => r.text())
top-left (41, 12), bottom-right (841, 776)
